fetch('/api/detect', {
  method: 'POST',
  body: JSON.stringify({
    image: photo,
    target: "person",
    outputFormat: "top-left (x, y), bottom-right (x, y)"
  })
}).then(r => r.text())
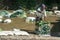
top-left (41, 4), bottom-right (47, 20)
top-left (35, 5), bottom-right (42, 28)
top-left (35, 4), bottom-right (42, 34)
top-left (35, 3), bottom-right (46, 22)
top-left (35, 3), bottom-right (46, 34)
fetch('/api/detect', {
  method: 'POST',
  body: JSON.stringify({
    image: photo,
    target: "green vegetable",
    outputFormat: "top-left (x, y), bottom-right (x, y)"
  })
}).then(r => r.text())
top-left (35, 20), bottom-right (51, 35)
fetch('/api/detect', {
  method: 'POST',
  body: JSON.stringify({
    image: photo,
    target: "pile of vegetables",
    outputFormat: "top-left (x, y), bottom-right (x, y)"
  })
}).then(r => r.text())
top-left (10, 10), bottom-right (27, 18)
top-left (36, 20), bottom-right (51, 35)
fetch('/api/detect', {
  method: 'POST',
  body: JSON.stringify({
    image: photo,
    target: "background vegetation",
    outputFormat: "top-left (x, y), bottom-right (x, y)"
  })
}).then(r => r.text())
top-left (0, 0), bottom-right (60, 10)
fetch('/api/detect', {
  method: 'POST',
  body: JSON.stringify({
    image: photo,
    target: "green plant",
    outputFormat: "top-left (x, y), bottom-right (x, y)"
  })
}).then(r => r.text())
top-left (36, 20), bottom-right (51, 35)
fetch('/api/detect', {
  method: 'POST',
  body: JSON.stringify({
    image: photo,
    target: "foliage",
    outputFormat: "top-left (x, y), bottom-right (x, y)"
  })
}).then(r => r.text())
top-left (10, 10), bottom-right (27, 18)
top-left (1, 0), bottom-right (36, 10)
top-left (0, 0), bottom-right (3, 2)
top-left (17, 0), bottom-right (36, 10)
top-left (1, 0), bottom-right (60, 10)
top-left (0, 10), bottom-right (8, 16)
top-left (36, 20), bottom-right (51, 35)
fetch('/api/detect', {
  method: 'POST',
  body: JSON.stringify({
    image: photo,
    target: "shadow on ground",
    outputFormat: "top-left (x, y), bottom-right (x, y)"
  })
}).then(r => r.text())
top-left (50, 20), bottom-right (60, 37)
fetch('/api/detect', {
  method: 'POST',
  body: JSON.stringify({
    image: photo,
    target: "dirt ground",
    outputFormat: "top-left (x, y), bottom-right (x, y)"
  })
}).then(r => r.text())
top-left (0, 17), bottom-right (36, 31)
top-left (1, 35), bottom-right (60, 40)
top-left (0, 13), bottom-right (36, 32)
top-left (0, 11), bottom-right (60, 32)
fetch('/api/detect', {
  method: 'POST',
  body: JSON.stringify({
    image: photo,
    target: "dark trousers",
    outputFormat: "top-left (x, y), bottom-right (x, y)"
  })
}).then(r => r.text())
top-left (35, 16), bottom-right (42, 33)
